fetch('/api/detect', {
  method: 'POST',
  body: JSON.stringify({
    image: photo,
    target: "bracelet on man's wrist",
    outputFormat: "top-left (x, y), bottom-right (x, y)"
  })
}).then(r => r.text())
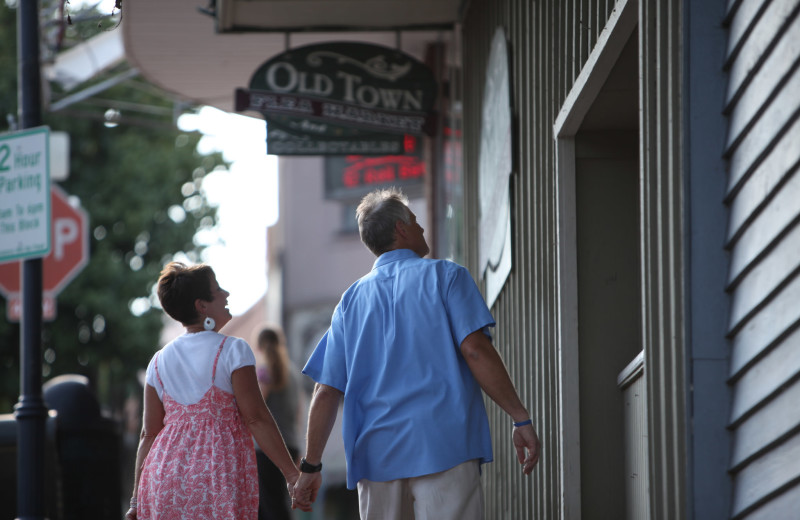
top-left (513, 419), bottom-right (532, 428)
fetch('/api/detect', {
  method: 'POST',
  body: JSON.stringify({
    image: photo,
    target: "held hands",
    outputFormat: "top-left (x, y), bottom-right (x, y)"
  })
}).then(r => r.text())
top-left (512, 422), bottom-right (541, 475)
top-left (290, 471), bottom-right (321, 512)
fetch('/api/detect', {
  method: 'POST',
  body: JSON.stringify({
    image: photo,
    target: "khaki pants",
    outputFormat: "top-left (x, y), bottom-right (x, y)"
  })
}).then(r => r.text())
top-left (357, 460), bottom-right (483, 520)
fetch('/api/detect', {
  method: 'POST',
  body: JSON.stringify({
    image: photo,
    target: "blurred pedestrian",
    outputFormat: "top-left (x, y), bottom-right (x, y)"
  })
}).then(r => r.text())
top-left (125, 262), bottom-right (304, 519)
top-left (254, 325), bottom-right (304, 520)
top-left (293, 187), bottom-right (541, 519)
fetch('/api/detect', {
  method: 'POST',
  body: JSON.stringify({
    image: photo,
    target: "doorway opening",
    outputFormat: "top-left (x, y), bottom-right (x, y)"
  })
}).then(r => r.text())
top-left (553, 1), bottom-right (644, 517)
top-left (574, 30), bottom-right (640, 519)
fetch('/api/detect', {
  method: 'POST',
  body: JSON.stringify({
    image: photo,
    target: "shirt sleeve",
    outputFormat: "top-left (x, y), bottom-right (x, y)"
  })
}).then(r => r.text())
top-left (220, 337), bottom-right (256, 385)
top-left (144, 351), bottom-right (163, 398)
top-left (446, 265), bottom-right (496, 346)
top-left (303, 305), bottom-right (348, 392)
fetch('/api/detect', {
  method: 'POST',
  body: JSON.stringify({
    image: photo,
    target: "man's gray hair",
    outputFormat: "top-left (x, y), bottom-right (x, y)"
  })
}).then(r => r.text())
top-left (356, 187), bottom-right (411, 256)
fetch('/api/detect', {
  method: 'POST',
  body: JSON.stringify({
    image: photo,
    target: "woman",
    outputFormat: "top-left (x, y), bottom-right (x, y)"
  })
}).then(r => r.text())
top-left (125, 262), bottom-right (302, 519)
top-left (254, 326), bottom-right (303, 520)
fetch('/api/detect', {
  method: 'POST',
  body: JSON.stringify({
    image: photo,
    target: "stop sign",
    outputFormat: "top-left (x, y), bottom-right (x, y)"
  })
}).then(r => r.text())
top-left (0, 186), bottom-right (89, 320)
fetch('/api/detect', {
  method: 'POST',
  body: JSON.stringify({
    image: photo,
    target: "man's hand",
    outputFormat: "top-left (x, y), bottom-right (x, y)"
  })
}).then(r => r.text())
top-left (292, 471), bottom-right (322, 512)
top-left (513, 423), bottom-right (541, 475)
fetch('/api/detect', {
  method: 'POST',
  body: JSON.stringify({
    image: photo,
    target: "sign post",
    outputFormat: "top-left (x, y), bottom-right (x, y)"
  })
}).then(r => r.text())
top-left (15, 0), bottom-right (48, 517)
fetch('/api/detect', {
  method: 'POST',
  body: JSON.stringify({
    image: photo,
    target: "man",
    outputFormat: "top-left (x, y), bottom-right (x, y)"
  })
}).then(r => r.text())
top-left (292, 188), bottom-right (540, 519)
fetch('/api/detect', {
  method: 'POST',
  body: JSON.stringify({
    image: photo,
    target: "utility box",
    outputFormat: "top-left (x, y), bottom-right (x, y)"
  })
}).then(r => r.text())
top-left (43, 375), bottom-right (122, 520)
top-left (0, 410), bottom-right (61, 520)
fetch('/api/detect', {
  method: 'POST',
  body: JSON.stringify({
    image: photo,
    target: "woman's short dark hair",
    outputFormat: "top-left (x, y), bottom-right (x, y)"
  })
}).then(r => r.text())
top-left (356, 187), bottom-right (411, 256)
top-left (157, 262), bottom-right (215, 325)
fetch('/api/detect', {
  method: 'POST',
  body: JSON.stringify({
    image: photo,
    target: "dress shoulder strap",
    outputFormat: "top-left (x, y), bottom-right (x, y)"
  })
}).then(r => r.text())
top-left (154, 351), bottom-right (165, 389)
top-left (211, 336), bottom-right (227, 384)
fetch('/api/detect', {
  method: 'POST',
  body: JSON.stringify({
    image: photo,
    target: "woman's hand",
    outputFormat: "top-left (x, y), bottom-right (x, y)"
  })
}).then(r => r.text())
top-left (124, 507), bottom-right (137, 520)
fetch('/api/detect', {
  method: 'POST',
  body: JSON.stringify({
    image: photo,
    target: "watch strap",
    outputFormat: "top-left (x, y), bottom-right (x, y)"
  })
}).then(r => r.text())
top-left (300, 458), bottom-right (323, 473)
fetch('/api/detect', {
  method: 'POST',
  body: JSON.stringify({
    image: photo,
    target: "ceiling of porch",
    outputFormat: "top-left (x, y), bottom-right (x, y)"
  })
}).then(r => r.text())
top-left (122, 0), bottom-right (457, 114)
top-left (215, 0), bottom-right (464, 32)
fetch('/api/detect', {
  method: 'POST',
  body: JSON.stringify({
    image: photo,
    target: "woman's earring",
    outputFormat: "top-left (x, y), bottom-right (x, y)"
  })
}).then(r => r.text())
top-left (203, 316), bottom-right (216, 331)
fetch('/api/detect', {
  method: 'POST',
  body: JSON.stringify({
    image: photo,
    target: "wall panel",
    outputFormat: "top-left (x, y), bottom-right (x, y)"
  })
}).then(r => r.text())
top-left (462, 0), bottom-right (687, 517)
top-left (725, 1), bottom-right (800, 518)
top-left (461, 1), bottom-right (625, 518)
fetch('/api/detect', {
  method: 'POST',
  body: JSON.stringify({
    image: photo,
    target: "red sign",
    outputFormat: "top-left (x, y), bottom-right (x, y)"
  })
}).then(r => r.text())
top-left (0, 186), bottom-right (89, 321)
top-left (342, 156), bottom-right (424, 186)
top-left (325, 154), bottom-right (426, 200)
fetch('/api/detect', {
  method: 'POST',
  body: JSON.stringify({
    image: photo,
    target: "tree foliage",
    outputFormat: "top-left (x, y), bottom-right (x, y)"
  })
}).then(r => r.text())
top-left (0, 3), bottom-right (224, 413)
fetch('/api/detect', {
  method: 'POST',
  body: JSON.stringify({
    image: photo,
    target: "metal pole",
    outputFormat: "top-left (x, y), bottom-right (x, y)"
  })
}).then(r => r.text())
top-left (15, 0), bottom-right (47, 519)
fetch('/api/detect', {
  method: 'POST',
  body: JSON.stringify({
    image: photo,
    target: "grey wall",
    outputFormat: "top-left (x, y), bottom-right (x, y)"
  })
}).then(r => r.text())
top-left (460, 1), bottom-right (688, 518)
top-left (460, 1), bottom-right (632, 518)
top-left (722, 0), bottom-right (800, 518)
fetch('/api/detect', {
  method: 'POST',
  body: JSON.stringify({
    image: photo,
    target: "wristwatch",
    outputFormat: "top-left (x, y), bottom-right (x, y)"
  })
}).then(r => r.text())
top-left (300, 458), bottom-right (323, 473)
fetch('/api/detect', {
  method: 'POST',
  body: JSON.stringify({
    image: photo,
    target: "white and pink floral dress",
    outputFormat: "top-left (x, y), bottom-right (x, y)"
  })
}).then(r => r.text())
top-left (137, 336), bottom-right (259, 519)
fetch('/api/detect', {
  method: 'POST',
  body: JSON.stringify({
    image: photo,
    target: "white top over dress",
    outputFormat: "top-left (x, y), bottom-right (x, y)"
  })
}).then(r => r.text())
top-left (145, 331), bottom-right (255, 404)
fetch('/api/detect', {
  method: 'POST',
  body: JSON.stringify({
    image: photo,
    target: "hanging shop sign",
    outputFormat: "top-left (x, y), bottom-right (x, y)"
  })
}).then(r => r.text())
top-left (265, 121), bottom-right (408, 156)
top-left (236, 41), bottom-right (438, 154)
top-left (324, 135), bottom-right (425, 200)
top-left (479, 28), bottom-right (514, 307)
top-left (238, 89), bottom-right (435, 136)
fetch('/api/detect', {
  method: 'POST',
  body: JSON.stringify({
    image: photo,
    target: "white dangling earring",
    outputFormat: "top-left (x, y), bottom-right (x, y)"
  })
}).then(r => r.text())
top-left (203, 316), bottom-right (216, 331)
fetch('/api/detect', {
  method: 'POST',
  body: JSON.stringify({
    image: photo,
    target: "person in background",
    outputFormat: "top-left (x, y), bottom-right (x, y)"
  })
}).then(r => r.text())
top-left (254, 325), bottom-right (304, 520)
top-left (292, 187), bottom-right (541, 519)
top-left (125, 262), bottom-right (308, 519)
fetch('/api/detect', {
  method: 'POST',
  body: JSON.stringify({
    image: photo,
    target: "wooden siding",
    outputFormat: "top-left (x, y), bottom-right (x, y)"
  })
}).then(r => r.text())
top-left (461, 2), bottom-right (615, 518)
top-left (460, 0), bottom-right (685, 518)
top-left (723, 0), bottom-right (800, 518)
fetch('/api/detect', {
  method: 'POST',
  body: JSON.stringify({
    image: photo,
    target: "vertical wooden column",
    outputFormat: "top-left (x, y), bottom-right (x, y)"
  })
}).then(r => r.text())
top-left (638, 0), bottom-right (687, 518)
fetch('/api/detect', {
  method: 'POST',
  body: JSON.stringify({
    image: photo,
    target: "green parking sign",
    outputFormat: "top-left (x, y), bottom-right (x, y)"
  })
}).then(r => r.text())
top-left (0, 126), bottom-right (51, 262)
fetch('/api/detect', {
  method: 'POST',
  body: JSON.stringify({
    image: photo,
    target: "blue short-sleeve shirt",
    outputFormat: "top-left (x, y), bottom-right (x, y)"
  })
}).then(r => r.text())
top-left (303, 249), bottom-right (496, 489)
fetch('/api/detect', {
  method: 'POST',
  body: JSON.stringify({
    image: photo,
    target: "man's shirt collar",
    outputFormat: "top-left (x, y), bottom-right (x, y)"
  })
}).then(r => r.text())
top-left (373, 249), bottom-right (420, 270)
